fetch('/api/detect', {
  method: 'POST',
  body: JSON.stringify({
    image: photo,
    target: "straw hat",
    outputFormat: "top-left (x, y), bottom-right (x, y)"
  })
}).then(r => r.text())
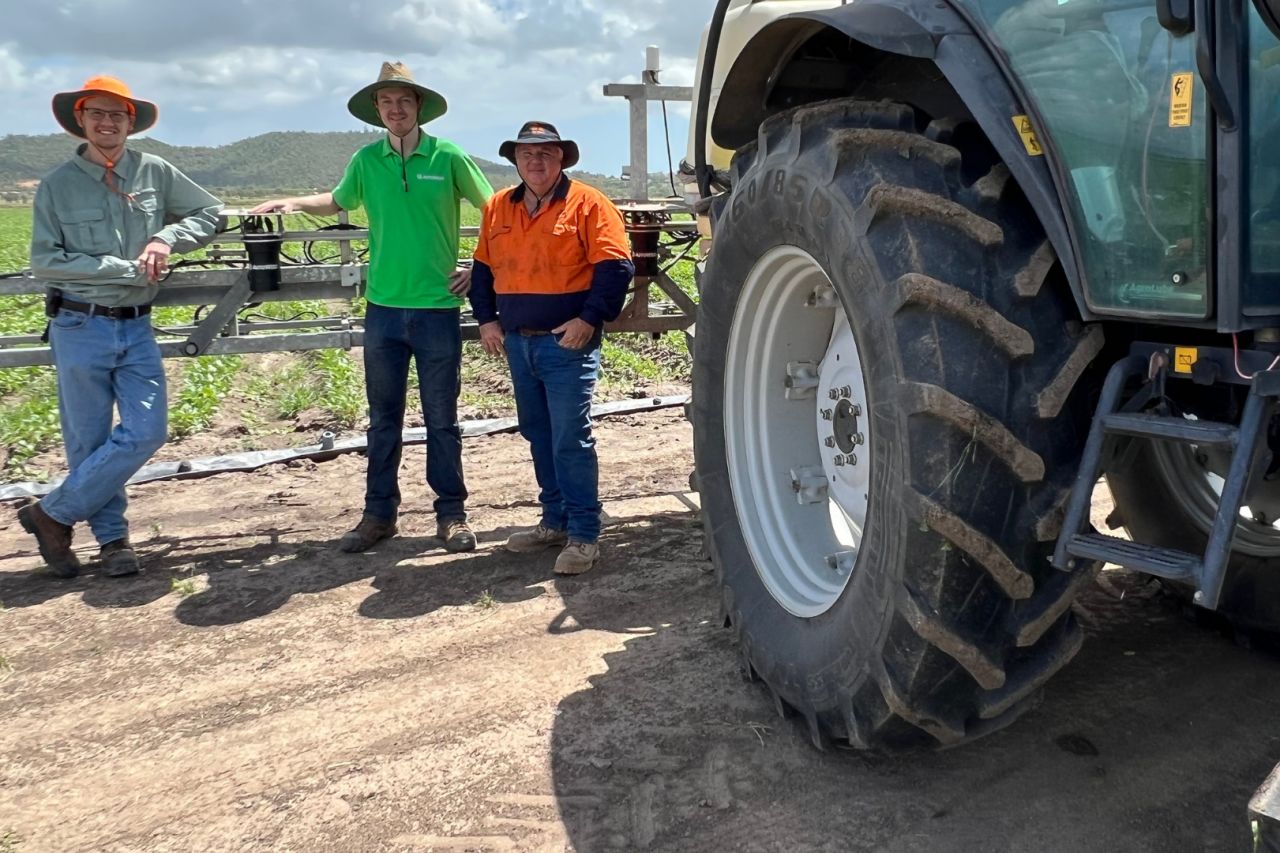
top-left (347, 61), bottom-right (447, 128)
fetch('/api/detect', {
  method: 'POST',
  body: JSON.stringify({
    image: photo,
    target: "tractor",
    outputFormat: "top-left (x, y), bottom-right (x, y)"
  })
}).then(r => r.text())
top-left (685, 0), bottom-right (1280, 766)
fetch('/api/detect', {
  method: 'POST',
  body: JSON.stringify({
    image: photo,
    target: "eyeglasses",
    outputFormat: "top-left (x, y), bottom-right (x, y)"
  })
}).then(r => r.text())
top-left (80, 108), bottom-right (131, 123)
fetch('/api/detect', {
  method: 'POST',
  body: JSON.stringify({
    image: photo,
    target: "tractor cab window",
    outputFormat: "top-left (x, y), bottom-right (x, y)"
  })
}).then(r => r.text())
top-left (964, 0), bottom-right (1212, 318)
top-left (1248, 7), bottom-right (1280, 280)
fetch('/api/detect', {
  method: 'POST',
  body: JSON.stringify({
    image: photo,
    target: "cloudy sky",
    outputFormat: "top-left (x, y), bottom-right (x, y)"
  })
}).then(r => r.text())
top-left (1, 0), bottom-right (718, 176)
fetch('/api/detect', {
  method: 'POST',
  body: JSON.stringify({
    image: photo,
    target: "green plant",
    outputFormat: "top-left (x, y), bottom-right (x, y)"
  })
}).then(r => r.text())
top-left (310, 348), bottom-right (363, 427)
top-left (169, 355), bottom-right (243, 438)
top-left (0, 367), bottom-right (61, 476)
top-left (170, 577), bottom-right (198, 597)
top-left (474, 589), bottom-right (496, 610)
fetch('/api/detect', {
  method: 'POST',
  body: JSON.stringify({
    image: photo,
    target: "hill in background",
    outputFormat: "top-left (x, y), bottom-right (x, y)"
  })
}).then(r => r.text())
top-left (0, 132), bottom-right (680, 201)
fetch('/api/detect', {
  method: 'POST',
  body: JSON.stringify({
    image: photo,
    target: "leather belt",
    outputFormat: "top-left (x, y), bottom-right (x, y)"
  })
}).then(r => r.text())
top-left (60, 298), bottom-right (152, 319)
top-left (518, 328), bottom-right (552, 336)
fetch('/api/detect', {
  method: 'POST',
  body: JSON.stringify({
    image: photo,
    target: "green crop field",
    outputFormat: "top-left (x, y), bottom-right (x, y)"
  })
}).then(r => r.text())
top-left (0, 204), bottom-right (694, 481)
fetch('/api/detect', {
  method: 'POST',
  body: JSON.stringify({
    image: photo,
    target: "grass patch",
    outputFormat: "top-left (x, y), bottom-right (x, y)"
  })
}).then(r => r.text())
top-left (251, 348), bottom-right (364, 429)
top-left (170, 577), bottom-right (198, 597)
top-left (474, 589), bottom-right (496, 610)
top-left (0, 367), bottom-right (60, 479)
top-left (598, 331), bottom-right (690, 398)
top-left (169, 355), bottom-right (243, 438)
top-left (0, 829), bottom-right (22, 852)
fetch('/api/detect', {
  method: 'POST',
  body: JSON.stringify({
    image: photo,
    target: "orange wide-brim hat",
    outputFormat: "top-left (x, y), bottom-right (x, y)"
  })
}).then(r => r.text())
top-left (51, 76), bottom-right (158, 139)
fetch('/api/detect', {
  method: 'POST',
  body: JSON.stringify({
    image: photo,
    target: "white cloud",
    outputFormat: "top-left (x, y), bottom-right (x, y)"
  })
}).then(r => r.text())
top-left (0, 43), bottom-right (57, 94)
top-left (2, 0), bottom-right (718, 173)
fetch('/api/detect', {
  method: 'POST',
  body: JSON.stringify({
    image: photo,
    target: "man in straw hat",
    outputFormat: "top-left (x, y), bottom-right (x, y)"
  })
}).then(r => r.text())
top-left (20, 76), bottom-right (223, 579)
top-left (468, 121), bottom-right (634, 575)
top-left (252, 62), bottom-right (492, 555)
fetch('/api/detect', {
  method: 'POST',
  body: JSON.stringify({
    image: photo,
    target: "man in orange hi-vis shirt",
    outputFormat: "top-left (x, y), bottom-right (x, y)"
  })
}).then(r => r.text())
top-left (468, 121), bottom-right (634, 576)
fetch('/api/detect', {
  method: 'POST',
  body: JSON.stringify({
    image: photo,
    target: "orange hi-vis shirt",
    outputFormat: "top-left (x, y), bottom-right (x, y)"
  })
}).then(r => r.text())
top-left (473, 177), bottom-right (632, 330)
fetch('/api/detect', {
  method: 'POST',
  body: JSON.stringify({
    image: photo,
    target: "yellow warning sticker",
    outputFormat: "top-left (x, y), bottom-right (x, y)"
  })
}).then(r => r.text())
top-left (1174, 346), bottom-right (1198, 374)
top-left (1169, 73), bottom-right (1194, 127)
top-left (1012, 115), bottom-right (1043, 156)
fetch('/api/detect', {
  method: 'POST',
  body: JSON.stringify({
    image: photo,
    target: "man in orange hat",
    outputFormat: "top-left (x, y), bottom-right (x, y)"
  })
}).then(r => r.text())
top-left (251, 62), bottom-right (492, 556)
top-left (21, 76), bottom-right (222, 579)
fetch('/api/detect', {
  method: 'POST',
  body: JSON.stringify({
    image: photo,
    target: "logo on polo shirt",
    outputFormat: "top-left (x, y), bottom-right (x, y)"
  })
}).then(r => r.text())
top-left (416, 174), bottom-right (445, 181)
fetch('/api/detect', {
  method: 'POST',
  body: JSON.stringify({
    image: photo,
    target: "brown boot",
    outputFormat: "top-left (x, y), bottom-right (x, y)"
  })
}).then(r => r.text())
top-left (17, 502), bottom-right (80, 579)
top-left (505, 524), bottom-right (568, 554)
top-left (436, 518), bottom-right (477, 553)
top-left (99, 538), bottom-right (140, 577)
top-left (338, 514), bottom-right (397, 553)
top-left (554, 540), bottom-right (600, 576)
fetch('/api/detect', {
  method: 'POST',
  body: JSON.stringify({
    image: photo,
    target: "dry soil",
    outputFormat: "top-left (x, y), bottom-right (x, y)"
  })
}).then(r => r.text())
top-left (2, 409), bottom-right (1279, 852)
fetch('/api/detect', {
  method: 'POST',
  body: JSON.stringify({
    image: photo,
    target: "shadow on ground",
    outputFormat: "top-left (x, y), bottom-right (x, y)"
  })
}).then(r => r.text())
top-left (547, 556), bottom-right (1280, 852)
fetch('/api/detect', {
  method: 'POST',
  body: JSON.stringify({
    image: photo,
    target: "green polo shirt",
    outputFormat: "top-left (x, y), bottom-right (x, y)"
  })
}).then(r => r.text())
top-left (333, 132), bottom-right (493, 308)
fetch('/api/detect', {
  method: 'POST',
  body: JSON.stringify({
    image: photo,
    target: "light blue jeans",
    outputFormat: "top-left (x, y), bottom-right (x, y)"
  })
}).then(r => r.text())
top-left (505, 332), bottom-right (602, 543)
top-left (41, 308), bottom-right (168, 545)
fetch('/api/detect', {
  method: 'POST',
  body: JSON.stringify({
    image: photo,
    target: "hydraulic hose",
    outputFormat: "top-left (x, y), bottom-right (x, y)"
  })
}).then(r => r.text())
top-left (695, 0), bottom-right (735, 199)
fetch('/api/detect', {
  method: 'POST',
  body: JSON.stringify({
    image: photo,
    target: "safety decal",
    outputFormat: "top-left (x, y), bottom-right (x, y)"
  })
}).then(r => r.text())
top-left (1174, 346), bottom-right (1198, 374)
top-left (1011, 115), bottom-right (1043, 156)
top-left (1169, 73), bottom-right (1194, 127)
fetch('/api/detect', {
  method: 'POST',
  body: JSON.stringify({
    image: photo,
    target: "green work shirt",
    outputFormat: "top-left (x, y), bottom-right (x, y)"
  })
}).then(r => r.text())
top-left (332, 132), bottom-right (493, 309)
top-left (30, 145), bottom-right (223, 307)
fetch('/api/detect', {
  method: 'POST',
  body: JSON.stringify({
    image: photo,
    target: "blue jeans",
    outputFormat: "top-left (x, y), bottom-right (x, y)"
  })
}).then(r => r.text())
top-left (505, 333), bottom-right (602, 543)
top-left (362, 303), bottom-right (467, 523)
top-left (41, 309), bottom-right (168, 545)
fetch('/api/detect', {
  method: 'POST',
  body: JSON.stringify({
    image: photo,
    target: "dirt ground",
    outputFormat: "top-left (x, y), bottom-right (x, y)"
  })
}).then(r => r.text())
top-left (2, 407), bottom-right (1280, 852)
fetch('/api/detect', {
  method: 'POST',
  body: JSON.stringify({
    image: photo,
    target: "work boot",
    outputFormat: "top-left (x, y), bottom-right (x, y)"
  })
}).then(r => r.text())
top-left (437, 518), bottom-right (477, 553)
top-left (554, 540), bottom-right (600, 576)
top-left (99, 538), bottom-right (140, 577)
top-left (338, 514), bottom-right (397, 553)
top-left (17, 502), bottom-right (80, 579)
top-left (505, 523), bottom-right (568, 554)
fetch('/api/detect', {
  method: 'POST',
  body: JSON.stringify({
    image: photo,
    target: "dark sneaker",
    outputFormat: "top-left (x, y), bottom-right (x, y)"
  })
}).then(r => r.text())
top-left (437, 519), bottom-right (477, 553)
top-left (338, 514), bottom-right (397, 553)
top-left (554, 540), bottom-right (600, 575)
top-left (99, 538), bottom-right (140, 577)
top-left (17, 502), bottom-right (80, 578)
top-left (505, 524), bottom-right (568, 554)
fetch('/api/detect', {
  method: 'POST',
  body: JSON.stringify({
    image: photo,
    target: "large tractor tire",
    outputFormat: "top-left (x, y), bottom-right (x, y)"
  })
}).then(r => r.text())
top-left (691, 99), bottom-right (1105, 749)
top-left (1107, 442), bottom-right (1280, 633)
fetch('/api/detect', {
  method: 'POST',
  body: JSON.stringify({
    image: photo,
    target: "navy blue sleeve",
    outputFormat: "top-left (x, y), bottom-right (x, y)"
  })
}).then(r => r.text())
top-left (469, 260), bottom-right (499, 325)
top-left (578, 258), bottom-right (635, 327)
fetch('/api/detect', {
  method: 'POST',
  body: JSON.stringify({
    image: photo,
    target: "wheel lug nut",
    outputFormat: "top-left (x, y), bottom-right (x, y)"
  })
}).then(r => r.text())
top-left (824, 436), bottom-right (836, 448)
top-left (839, 385), bottom-right (852, 398)
top-left (827, 388), bottom-right (840, 400)
top-left (833, 455), bottom-right (846, 467)
top-left (821, 408), bottom-right (833, 420)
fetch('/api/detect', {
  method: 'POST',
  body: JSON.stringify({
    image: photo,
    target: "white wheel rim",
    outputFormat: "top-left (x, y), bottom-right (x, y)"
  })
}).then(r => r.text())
top-left (723, 246), bottom-right (871, 617)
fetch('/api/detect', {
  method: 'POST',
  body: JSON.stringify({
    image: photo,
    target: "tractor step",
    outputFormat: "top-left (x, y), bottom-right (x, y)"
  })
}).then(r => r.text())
top-left (1064, 533), bottom-right (1199, 581)
top-left (1051, 350), bottom-right (1276, 611)
top-left (1100, 412), bottom-right (1237, 446)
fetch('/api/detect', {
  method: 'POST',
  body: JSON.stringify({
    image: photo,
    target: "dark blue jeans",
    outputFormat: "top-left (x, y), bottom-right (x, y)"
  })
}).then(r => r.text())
top-left (505, 332), bottom-right (602, 543)
top-left (362, 303), bottom-right (467, 523)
